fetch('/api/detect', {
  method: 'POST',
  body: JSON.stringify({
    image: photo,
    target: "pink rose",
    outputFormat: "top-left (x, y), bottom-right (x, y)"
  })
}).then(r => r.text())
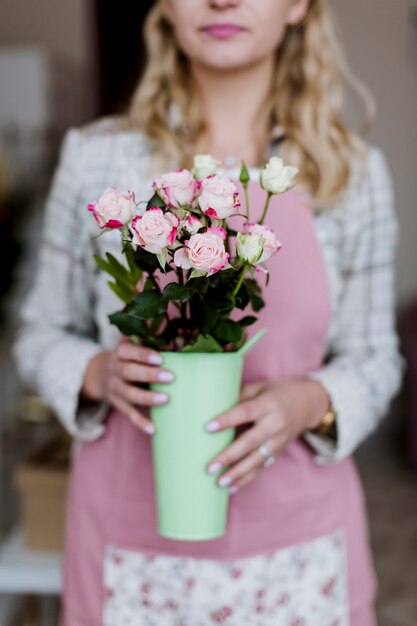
top-left (88, 187), bottom-right (136, 229)
top-left (174, 231), bottom-right (230, 277)
top-left (207, 225), bottom-right (227, 240)
top-left (244, 223), bottom-right (282, 263)
top-left (153, 169), bottom-right (200, 209)
top-left (198, 175), bottom-right (240, 220)
top-left (130, 207), bottom-right (179, 254)
top-left (182, 214), bottom-right (203, 234)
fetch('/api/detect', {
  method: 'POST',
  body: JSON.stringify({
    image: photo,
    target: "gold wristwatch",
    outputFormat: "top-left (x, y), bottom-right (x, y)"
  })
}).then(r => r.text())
top-left (311, 398), bottom-right (338, 438)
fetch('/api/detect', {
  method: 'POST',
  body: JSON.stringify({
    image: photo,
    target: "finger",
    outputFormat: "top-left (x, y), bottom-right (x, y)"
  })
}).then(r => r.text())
top-left (108, 392), bottom-right (155, 435)
top-left (216, 447), bottom-right (266, 488)
top-left (116, 342), bottom-right (164, 366)
top-left (111, 378), bottom-right (169, 407)
top-left (205, 393), bottom-right (275, 433)
top-left (240, 381), bottom-right (265, 402)
top-left (207, 424), bottom-right (273, 476)
top-left (217, 437), bottom-right (279, 487)
top-left (116, 360), bottom-right (174, 385)
top-left (230, 469), bottom-right (258, 492)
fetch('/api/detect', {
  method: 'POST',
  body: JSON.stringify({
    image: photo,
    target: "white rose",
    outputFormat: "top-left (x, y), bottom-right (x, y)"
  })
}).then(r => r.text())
top-left (244, 223), bottom-right (282, 263)
top-left (260, 157), bottom-right (298, 194)
top-left (192, 154), bottom-right (221, 180)
top-left (236, 232), bottom-right (264, 265)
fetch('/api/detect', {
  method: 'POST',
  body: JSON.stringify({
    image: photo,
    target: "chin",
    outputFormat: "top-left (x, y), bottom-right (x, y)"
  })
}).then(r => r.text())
top-left (195, 47), bottom-right (261, 72)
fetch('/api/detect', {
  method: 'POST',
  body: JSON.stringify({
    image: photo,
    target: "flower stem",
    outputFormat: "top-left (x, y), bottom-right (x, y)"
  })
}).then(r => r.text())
top-left (244, 186), bottom-right (250, 221)
top-left (259, 192), bottom-right (272, 225)
top-left (232, 265), bottom-right (247, 297)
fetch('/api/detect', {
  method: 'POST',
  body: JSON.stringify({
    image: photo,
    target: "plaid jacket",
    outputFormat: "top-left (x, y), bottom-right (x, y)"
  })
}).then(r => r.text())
top-left (13, 116), bottom-right (407, 463)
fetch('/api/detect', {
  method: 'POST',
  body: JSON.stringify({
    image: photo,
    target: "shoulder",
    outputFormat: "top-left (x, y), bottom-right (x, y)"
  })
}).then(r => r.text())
top-left (314, 144), bottom-right (399, 265)
top-left (79, 114), bottom-right (136, 137)
top-left (327, 144), bottom-right (396, 232)
top-left (59, 114), bottom-right (153, 168)
top-left (351, 145), bottom-right (396, 235)
top-left (348, 144), bottom-right (394, 202)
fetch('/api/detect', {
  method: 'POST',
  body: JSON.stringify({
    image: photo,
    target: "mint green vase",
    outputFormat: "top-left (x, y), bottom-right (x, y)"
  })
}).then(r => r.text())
top-left (149, 330), bottom-right (265, 541)
top-left (150, 351), bottom-right (242, 540)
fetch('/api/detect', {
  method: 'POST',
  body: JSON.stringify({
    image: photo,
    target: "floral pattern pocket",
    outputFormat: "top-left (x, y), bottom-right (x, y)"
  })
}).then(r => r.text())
top-left (103, 529), bottom-right (349, 626)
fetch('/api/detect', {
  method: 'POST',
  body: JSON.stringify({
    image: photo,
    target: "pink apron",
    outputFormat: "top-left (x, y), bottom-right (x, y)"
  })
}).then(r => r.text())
top-left (60, 187), bottom-right (377, 625)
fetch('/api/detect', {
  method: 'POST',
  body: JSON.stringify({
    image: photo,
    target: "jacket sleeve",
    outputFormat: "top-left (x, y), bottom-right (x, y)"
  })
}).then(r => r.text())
top-left (303, 147), bottom-right (407, 463)
top-left (13, 127), bottom-right (110, 441)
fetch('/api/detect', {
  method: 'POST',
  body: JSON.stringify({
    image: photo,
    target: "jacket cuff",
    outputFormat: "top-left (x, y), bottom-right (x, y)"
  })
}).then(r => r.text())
top-left (37, 336), bottom-right (109, 441)
top-left (301, 365), bottom-right (363, 464)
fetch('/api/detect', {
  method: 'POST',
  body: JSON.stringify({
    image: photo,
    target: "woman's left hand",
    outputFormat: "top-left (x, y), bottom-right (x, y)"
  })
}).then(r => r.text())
top-left (206, 378), bottom-right (331, 492)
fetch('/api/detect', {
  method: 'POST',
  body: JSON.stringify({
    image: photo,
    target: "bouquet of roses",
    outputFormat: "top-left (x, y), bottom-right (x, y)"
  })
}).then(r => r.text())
top-left (88, 155), bottom-right (298, 354)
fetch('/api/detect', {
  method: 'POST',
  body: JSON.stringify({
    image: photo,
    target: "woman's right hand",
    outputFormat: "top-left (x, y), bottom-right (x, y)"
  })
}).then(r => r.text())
top-left (81, 339), bottom-right (173, 434)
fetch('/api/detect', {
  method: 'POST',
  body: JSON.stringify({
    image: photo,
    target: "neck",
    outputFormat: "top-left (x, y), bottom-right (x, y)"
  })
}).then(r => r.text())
top-left (190, 56), bottom-right (274, 166)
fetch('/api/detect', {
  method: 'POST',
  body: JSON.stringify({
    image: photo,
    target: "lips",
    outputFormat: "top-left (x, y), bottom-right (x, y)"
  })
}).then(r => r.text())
top-left (201, 23), bottom-right (246, 39)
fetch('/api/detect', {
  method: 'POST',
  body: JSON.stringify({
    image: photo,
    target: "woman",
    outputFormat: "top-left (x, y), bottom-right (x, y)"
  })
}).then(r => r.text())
top-left (14, 0), bottom-right (405, 624)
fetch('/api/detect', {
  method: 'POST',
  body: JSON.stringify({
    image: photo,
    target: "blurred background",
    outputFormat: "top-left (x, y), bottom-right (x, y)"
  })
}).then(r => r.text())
top-left (0, 0), bottom-right (416, 624)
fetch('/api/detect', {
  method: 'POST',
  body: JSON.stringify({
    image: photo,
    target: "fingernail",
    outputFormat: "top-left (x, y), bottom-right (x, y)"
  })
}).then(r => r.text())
top-left (207, 461), bottom-right (222, 474)
top-left (158, 371), bottom-right (174, 383)
top-left (153, 393), bottom-right (168, 404)
top-left (229, 485), bottom-right (240, 495)
top-left (206, 421), bottom-right (220, 432)
top-left (218, 475), bottom-right (232, 487)
top-left (144, 423), bottom-right (155, 435)
top-left (148, 354), bottom-right (163, 365)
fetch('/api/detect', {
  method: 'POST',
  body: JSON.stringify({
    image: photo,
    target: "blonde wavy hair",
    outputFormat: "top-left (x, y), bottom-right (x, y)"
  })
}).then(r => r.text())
top-left (128, 0), bottom-right (375, 208)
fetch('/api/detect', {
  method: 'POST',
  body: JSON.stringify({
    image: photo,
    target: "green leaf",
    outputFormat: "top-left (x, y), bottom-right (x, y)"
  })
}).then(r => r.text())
top-left (213, 319), bottom-right (243, 344)
top-left (238, 315), bottom-right (258, 327)
top-left (180, 334), bottom-right (223, 353)
top-left (108, 281), bottom-right (132, 304)
top-left (201, 307), bottom-right (220, 334)
top-left (108, 310), bottom-right (148, 336)
top-left (130, 291), bottom-right (168, 319)
top-left (234, 283), bottom-right (250, 310)
top-left (245, 278), bottom-right (262, 294)
top-left (146, 192), bottom-right (166, 209)
top-left (203, 292), bottom-right (235, 315)
top-left (94, 254), bottom-right (134, 292)
top-left (249, 294), bottom-right (265, 312)
top-left (134, 250), bottom-right (165, 274)
top-left (94, 254), bottom-right (116, 277)
top-left (189, 269), bottom-right (205, 280)
top-left (123, 242), bottom-right (142, 283)
top-left (163, 283), bottom-right (192, 302)
top-left (157, 249), bottom-right (168, 269)
top-left (244, 278), bottom-right (265, 312)
top-left (106, 253), bottom-right (132, 283)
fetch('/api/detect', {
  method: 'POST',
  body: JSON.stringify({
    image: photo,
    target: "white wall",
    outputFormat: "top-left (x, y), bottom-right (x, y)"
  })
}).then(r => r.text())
top-left (0, 0), bottom-right (97, 124)
top-left (0, 0), bottom-right (92, 67)
top-left (332, 0), bottom-right (417, 306)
